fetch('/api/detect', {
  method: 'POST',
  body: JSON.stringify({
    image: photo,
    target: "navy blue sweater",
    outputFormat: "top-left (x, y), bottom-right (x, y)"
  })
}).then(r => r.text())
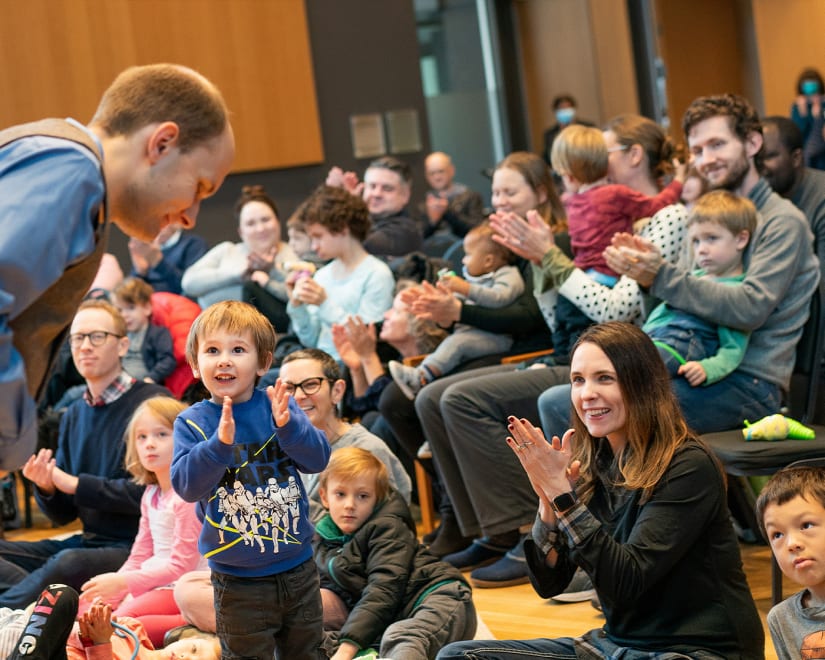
top-left (35, 381), bottom-right (169, 547)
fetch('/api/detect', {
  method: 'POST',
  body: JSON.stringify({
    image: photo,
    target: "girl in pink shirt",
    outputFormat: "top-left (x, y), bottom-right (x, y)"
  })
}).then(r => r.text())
top-left (79, 397), bottom-right (205, 647)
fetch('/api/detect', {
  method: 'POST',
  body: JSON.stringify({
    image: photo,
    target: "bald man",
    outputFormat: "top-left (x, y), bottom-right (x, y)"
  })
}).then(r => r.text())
top-left (417, 151), bottom-right (485, 253)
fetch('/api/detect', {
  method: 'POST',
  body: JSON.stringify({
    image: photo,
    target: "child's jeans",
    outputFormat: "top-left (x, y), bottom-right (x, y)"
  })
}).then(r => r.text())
top-left (212, 558), bottom-right (324, 659)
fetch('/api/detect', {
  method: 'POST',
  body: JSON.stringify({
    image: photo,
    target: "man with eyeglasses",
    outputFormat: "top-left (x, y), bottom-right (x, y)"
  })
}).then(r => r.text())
top-left (0, 300), bottom-right (168, 609)
top-left (326, 156), bottom-right (422, 258)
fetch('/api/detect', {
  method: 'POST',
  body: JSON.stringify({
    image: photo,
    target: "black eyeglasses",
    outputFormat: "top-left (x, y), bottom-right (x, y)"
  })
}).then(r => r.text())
top-left (68, 331), bottom-right (123, 349)
top-left (282, 377), bottom-right (333, 396)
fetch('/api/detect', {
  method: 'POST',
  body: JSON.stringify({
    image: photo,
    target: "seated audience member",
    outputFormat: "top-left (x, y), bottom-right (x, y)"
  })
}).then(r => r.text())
top-left (317, 447), bottom-right (476, 660)
top-left (437, 322), bottom-right (763, 659)
top-left (129, 223), bottom-right (209, 296)
top-left (332, 286), bottom-right (447, 429)
top-left (644, 190), bottom-right (757, 387)
top-left (181, 185), bottom-right (297, 326)
top-left (78, 397), bottom-right (204, 648)
top-left (287, 186), bottom-right (394, 360)
top-left (757, 464), bottom-right (825, 660)
top-left (327, 156), bottom-right (422, 258)
top-left (147, 292), bottom-right (203, 400)
top-left (400, 116), bottom-right (687, 586)
top-left (111, 278), bottom-right (177, 385)
top-left (286, 206), bottom-right (326, 271)
top-left (548, 124), bottom-right (684, 360)
top-left (416, 151), bottom-right (485, 253)
top-left (169, 348), bottom-right (411, 637)
top-left (573, 94), bottom-right (820, 434)
top-left (790, 67), bottom-right (825, 170)
top-left (0, 300), bottom-right (168, 609)
top-left (761, 115), bottom-right (825, 278)
top-left (389, 221), bottom-right (524, 399)
top-left (0, 585), bottom-right (220, 660)
top-left (282, 349), bottom-right (411, 514)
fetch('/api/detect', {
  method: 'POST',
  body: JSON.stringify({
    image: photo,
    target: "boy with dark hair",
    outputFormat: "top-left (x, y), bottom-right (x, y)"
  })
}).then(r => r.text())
top-left (757, 465), bottom-right (825, 660)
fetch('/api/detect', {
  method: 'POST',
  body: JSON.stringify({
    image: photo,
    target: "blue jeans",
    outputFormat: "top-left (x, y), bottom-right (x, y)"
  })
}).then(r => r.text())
top-left (538, 370), bottom-right (782, 436)
top-left (212, 558), bottom-right (323, 659)
top-left (0, 534), bottom-right (129, 609)
top-left (437, 632), bottom-right (725, 659)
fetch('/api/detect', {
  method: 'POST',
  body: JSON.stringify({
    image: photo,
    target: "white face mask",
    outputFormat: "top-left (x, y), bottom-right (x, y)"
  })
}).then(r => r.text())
top-left (556, 107), bottom-right (576, 124)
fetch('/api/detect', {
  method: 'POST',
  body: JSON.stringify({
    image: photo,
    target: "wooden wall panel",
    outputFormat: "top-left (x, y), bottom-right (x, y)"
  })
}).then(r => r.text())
top-left (514, 0), bottom-right (637, 154)
top-left (0, 0), bottom-right (323, 172)
top-left (751, 0), bottom-right (825, 118)
top-left (654, 0), bottom-right (747, 139)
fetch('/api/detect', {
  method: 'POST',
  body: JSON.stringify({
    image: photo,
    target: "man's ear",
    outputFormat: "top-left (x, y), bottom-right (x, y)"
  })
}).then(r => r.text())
top-left (744, 130), bottom-right (763, 160)
top-left (117, 335), bottom-right (130, 359)
top-left (147, 122), bottom-right (181, 163)
top-left (791, 147), bottom-right (803, 169)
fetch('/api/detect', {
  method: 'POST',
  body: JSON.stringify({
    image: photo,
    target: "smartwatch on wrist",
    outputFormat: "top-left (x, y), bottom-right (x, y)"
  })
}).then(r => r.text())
top-left (551, 491), bottom-right (578, 515)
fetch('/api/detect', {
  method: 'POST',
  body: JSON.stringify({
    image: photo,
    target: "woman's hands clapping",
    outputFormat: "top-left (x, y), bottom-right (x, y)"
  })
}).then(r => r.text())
top-left (490, 210), bottom-right (555, 264)
top-left (506, 417), bottom-right (580, 524)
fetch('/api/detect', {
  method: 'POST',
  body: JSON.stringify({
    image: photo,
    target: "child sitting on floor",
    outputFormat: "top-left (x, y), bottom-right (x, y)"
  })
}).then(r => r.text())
top-left (79, 396), bottom-right (205, 648)
top-left (549, 124), bottom-right (685, 360)
top-left (315, 447), bottom-right (476, 660)
top-left (389, 221), bottom-right (523, 399)
top-left (757, 463), bottom-right (825, 660)
top-left (0, 584), bottom-right (220, 660)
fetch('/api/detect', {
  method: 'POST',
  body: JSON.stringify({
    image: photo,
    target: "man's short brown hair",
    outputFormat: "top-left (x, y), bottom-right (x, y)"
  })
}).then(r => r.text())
top-left (681, 94), bottom-right (763, 167)
top-left (91, 64), bottom-right (229, 152)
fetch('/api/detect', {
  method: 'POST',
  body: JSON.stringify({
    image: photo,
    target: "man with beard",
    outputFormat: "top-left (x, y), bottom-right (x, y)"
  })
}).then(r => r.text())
top-left (0, 64), bottom-right (235, 473)
top-left (600, 94), bottom-right (819, 432)
top-left (761, 116), bottom-right (825, 277)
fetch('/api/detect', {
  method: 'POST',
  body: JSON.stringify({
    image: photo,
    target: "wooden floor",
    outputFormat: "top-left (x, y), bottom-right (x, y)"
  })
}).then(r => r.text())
top-left (8, 485), bottom-right (791, 658)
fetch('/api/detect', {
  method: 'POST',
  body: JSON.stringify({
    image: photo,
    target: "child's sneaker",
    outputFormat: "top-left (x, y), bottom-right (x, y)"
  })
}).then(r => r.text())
top-left (389, 361), bottom-right (424, 400)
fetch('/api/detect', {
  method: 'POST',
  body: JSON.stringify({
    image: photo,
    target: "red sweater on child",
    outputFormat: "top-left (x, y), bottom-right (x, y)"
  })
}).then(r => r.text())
top-left (565, 180), bottom-right (682, 276)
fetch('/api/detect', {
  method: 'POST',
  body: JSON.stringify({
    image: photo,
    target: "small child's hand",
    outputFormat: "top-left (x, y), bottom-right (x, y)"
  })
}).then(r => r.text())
top-left (678, 361), bottom-right (707, 386)
top-left (672, 158), bottom-right (687, 184)
top-left (441, 273), bottom-right (470, 296)
top-left (79, 599), bottom-right (114, 644)
top-left (218, 396), bottom-right (235, 445)
top-left (80, 573), bottom-right (128, 605)
top-left (268, 379), bottom-right (291, 427)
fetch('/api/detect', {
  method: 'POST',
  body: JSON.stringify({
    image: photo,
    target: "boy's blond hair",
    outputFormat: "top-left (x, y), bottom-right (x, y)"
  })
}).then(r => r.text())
top-left (185, 301), bottom-right (276, 370)
top-left (318, 446), bottom-right (390, 504)
top-left (687, 189), bottom-right (758, 237)
top-left (755, 465), bottom-right (825, 538)
top-left (113, 277), bottom-right (154, 306)
top-left (550, 124), bottom-right (608, 184)
top-left (124, 396), bottom-right (188, 485)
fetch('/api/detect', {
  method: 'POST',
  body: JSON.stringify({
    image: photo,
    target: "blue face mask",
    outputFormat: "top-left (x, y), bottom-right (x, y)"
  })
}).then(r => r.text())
top-left (556, 107), bottom-right (576, 124)
top-left (802, 80), bottom-right (820, 96)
